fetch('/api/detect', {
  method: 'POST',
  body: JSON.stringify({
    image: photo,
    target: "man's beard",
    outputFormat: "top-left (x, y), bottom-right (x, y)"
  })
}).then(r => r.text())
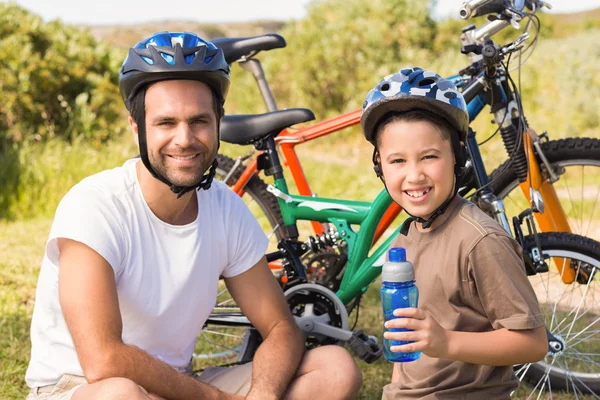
top-left (149, 149), bottom-right (216, 188)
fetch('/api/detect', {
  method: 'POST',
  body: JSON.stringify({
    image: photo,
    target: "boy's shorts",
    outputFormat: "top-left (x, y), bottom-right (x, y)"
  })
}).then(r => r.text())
top-left (26, 363), bottom-right (253, 400)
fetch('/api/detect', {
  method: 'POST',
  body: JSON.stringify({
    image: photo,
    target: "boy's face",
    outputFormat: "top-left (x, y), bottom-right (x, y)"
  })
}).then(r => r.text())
top-left (377, 119), bottom-right (456, 221)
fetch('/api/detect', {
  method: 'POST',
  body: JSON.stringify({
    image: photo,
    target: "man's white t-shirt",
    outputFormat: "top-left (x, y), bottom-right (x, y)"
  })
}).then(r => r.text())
top-left (25, 158), bottom-right (269, 388)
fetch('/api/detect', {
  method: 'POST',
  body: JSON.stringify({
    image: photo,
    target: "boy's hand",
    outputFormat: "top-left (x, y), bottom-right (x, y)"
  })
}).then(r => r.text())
top-left (383, 308), bottom-right (450, 359)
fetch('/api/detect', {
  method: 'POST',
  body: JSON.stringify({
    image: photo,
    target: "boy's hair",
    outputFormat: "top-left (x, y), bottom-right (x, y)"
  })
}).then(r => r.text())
top-left (373, 109), bottom-right (456, 150)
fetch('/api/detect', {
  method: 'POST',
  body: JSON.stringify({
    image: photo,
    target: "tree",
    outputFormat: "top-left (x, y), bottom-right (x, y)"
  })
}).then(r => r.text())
top-left (0, 3), bottom-right (126, 152)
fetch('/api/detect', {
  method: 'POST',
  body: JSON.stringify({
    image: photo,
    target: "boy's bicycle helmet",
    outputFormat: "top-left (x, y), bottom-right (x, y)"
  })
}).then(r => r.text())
top-left (118, 31), bottom-right (230, 198)
top-left (360, 67), bottom-right (470, 232)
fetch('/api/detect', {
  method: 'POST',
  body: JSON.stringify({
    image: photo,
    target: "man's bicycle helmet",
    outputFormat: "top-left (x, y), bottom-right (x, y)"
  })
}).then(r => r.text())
top-left (118, 31), bottom-right (230, 198)
top-left (360, 67), bottom-right (470, 232)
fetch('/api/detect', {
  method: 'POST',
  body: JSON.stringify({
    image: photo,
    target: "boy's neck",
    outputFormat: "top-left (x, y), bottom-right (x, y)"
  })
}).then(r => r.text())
top-left (414, 194), bottom-right (460, 233)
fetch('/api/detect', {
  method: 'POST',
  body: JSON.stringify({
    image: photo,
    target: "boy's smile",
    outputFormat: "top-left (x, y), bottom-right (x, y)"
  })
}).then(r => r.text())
top-left (378, 119), bottom-right (456, 225)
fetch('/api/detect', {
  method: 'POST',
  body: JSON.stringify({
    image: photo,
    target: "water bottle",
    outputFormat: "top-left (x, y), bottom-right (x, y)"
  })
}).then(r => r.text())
top-left (380, 247), bottom-right (421, 362)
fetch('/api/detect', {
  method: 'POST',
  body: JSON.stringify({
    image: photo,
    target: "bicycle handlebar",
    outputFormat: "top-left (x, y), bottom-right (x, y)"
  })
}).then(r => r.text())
top-left (460, 0), bottom-right (549, 20)
top-left (460, 0), bottom-right (504, 19)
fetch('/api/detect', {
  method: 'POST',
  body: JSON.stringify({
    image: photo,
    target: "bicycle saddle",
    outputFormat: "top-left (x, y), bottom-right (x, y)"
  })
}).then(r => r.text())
top-left (212, 34), bottom-right (286, 64)
top-left (220, 109), bottom-right (315, 145)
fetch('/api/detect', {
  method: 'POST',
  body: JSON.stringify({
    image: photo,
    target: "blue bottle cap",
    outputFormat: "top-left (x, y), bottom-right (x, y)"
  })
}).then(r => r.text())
top-left (389, 247), bottom-right (406, 262)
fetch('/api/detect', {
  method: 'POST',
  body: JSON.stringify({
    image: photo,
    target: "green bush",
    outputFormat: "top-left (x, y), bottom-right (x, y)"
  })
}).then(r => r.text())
top-left (0, 3), bottom-right (127, 153)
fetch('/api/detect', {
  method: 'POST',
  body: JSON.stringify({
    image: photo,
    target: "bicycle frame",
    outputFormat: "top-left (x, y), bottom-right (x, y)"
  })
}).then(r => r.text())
top-left (269, 175), bottom-right (403, 305)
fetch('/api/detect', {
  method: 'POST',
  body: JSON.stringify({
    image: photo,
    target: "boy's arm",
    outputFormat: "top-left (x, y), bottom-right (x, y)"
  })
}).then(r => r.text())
top-left (446, 325), bottom-right (547, 365)
top-left (391, 363), bottom-right (400, 382)
top-left (386, 308), bottom-right (547, 366)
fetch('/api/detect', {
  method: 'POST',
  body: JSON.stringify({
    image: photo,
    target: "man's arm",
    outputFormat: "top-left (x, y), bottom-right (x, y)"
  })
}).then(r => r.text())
top-left (225, 257), bottom-right (305, 400)
top-left (58, 238), bottom-right (240, 400)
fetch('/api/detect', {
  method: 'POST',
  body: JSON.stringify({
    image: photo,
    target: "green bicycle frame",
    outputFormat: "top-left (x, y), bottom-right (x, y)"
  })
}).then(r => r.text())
top-left (272, 177), bottom-right (408, 304)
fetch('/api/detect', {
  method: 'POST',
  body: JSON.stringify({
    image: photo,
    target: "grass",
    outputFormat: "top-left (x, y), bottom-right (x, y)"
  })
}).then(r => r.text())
top-left (0, 218), bottom-right (50, 399)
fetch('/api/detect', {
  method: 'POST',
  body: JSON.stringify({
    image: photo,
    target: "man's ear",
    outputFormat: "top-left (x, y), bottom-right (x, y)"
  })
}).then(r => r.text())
top-left (128, 115), bottom-right (139, 147)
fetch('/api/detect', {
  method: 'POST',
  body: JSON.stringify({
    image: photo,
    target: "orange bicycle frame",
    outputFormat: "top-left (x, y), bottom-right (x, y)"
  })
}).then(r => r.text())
top-left (520, 128), bottom-right (575, 283)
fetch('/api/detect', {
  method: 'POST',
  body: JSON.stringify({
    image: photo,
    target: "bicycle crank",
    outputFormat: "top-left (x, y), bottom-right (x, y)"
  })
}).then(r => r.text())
top-left (284, 283), bottom-right (382, 363)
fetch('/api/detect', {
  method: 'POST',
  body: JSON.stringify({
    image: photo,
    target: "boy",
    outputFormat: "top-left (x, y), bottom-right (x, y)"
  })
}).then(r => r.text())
top-left (360, 67), bottom-right (547, 399)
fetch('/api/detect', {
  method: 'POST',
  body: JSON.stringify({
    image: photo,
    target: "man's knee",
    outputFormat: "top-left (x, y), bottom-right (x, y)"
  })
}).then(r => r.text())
top-left (308, 346), bottom-right (363, 394)
top-left (73, 377), bottom-right (151, 400)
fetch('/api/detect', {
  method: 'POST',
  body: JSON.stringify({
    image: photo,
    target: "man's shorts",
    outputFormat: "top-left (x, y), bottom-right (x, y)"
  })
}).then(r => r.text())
top-left (26, 363), bottom-right (253, 400)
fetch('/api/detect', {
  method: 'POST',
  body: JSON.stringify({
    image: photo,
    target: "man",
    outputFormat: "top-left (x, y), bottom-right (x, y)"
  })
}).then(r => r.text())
top-left (26, 31), bottom-right (362, 400)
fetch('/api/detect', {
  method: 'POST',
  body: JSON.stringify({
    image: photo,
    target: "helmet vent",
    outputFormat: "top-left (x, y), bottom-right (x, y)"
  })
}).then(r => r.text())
top-left (417, 78), bottom-right (436, 86)
top-left (380, 83), bottom-right (390, 91)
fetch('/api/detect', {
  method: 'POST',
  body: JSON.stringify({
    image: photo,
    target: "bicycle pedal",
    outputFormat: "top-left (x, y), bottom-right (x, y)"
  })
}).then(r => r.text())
top-left (346, 329), bottom-right (383, 364)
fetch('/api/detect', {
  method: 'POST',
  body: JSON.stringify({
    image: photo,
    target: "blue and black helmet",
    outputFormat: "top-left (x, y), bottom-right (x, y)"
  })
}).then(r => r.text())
top-left (361, 67), bottom-right (468, 147)
top-left (119, 31), bottom-right (230, 111)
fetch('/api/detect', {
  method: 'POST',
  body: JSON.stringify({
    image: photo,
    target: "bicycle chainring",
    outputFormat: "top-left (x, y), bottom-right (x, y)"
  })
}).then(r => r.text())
top-left (284, 283), bottom-right (349, 349)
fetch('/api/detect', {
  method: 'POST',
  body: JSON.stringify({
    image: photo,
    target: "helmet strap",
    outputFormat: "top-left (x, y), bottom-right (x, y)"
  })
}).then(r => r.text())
top-left (133, 86), bottom-right (218, 199)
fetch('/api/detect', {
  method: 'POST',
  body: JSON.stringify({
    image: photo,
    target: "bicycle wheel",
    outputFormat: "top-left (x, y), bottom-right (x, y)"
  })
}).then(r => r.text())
top-left (216, 154), bottom-right (286, 252)
top-left (489, 137), bottom-right (600, 242)
top-left (192, 280), bottom-right (262, 371)
top-left (514, 232), bottom-right (600, 397)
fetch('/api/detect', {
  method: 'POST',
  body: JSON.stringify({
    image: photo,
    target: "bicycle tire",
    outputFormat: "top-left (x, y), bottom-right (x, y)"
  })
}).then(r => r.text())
top-left (515, 232), bottom-right (600, 396)
top-left (216, 154), bottom-right (287, 243)
top-left (489, 137), bottom-right (600, 241)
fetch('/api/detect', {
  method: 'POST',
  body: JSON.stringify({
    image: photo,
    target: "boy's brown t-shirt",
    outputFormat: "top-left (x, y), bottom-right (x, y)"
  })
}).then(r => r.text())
top-left (382, 196), bottom-right (545, 400)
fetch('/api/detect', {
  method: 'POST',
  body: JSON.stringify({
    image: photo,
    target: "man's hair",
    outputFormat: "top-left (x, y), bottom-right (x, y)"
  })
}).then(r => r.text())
top-left (129, 82), bottom-right (222, 123)
top-left (373, 109), bottom-right (456, 149)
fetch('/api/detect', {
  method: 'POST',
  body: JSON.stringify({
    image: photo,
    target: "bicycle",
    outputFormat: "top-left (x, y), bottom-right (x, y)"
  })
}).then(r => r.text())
top-left (194, 0), bottom-right (600, 397)
top-left (212, 3), bottom-right (599, 254)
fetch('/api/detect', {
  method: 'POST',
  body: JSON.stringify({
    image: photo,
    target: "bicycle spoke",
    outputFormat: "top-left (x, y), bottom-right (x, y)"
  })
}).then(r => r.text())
top-left (201, 329), bottom-right (245, 340)
top-left (566, 277), bottom-right (595, 339)
top-left (556, 356), bottom-right (599, 398)
top-left (267, 223), bottom-right (280, 240)
top-left (567, 329), bottom-right (600, 349)
top-left (563, 347), bottom-right (600, 372)
top-left (567, 317), bottom-right (600, 345)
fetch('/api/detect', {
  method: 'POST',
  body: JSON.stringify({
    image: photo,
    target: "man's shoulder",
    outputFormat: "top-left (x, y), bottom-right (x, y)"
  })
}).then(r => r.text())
top-left (61, 160), bottom-right (135, 209)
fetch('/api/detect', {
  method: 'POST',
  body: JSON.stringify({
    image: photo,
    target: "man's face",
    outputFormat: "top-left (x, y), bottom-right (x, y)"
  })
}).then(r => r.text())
top-left (136, 80), bottom-right (218, 187)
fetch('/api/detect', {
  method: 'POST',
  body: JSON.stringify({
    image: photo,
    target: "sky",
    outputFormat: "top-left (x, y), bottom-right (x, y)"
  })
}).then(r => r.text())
top-left (9, 0), bottom-right (600, 25)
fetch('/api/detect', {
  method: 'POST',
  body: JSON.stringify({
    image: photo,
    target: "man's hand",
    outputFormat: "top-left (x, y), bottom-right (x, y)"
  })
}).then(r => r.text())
top-left (383, 308), bottom-right (450, 358)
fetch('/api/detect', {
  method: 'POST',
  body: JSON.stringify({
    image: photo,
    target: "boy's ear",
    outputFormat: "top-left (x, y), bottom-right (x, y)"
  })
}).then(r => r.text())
top-left (373, 152), bottom-right (384, 180)
top-left (373, 164), bottom-right (383, 179)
